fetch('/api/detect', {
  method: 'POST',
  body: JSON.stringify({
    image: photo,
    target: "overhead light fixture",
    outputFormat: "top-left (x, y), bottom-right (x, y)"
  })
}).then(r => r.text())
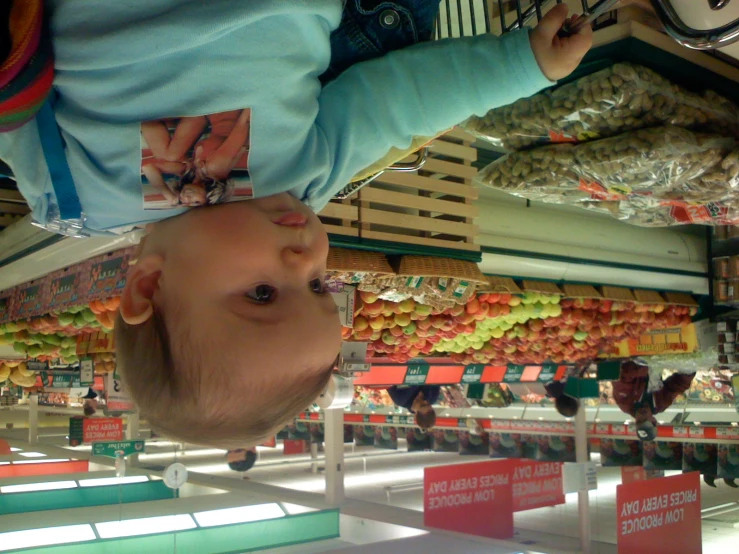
top-left (17, 452), bottom-right (46, 458)
top-left (78, 476), bottom-right (149, 487)
top-left (281, 503), bottom-right (318, 515)
top-left (95, 514), bottom-right (197, 539)
top-left (694, 422), bottom-right (701, 425)
top-left (9, 448), bottom-right (21, 452)
top-left (0, 462), bottom-right (9, 466)
top-left (13, 459), bottom-right (69, 465)
top-left (193, 504), bottom-right (285, 527)
top-left (0, 481), bottom-right (77, 494)
top-left (0, 525), bottom-right (95, 551)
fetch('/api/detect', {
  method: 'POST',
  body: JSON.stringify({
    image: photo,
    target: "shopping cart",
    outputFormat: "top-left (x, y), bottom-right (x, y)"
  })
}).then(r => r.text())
top-left (438, 0), bottom-right (739, 50)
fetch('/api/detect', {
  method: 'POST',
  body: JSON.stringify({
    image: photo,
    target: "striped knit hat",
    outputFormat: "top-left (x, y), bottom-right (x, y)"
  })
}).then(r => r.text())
top-left (0, 0), bottom-right (54, 132)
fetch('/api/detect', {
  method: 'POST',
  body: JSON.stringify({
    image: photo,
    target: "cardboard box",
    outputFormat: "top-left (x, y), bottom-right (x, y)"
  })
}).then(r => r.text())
top-left (331, 285), bottom-right (356, 328)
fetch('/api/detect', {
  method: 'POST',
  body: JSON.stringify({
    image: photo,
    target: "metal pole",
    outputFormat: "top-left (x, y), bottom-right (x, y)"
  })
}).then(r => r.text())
top-left (324, 408), bottom-right (345, 505)
top-left (575, 403), bottom-right (591, 554)
top-left (28, 394), bottom-right (38, 445)
top-left (310, 441), bottom-right (320, 474)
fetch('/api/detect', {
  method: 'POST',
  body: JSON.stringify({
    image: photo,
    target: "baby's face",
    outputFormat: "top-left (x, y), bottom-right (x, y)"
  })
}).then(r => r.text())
top-left (157, 193), bottom-right (342, 383)
top-left (179, 183), bottom-right (207, 206)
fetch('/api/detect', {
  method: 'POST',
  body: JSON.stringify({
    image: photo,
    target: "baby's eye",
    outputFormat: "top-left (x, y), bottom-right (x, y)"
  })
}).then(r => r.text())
top-left (245, 284), bottom-right (277, 304)
top-left (309, 278), bottom-right (326, 295)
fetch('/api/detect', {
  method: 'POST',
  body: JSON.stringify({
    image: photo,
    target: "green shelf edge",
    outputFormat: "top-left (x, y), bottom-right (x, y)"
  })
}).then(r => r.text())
top-left (328, 234), bottom-right (482, 262)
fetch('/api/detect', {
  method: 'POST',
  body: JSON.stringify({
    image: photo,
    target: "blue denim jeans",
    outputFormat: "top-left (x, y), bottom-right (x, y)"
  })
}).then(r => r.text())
top-left (320, 0), bottom-right (440, 84)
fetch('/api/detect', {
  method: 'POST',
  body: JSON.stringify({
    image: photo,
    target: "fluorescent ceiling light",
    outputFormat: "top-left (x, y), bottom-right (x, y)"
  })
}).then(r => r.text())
top-left (281, 503), bottom-right (319, 515)
top-left (0, 525), bottom-right (95, 551)
top-left (193, 504), bottom-right (285, 527)
top-left (9, 448), bottom-right (21, 452)
top-left (96, 514), bottom-right (197, 539)
top-left (13, 459), bottom-right (69, 465)
top-left (1, 481), bottom-right (77, 494)
top-left (78, 476), bottom-right (149, 488)
top-left (0, 462), bottom-right (9, 466)
top-left (17, 452), bottom-right (46, 458)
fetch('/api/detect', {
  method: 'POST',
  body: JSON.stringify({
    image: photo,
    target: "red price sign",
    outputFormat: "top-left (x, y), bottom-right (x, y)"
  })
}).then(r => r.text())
top-left (83, 417), bottom-right (123, 443)
top-left (512, 459), bottom-right (565, 512)
top-left (617, 471), bottom-right (701, 554)
top-left (424, 460), bottom-right (513, 540)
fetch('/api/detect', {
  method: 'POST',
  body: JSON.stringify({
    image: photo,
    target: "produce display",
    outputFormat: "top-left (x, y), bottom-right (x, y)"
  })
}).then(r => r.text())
top-left (463, 62), bottom-right (739, 151)
top-left (358, 257), bottom-right (487, 312)
top-left (476, 126), bottom-right (739, 227)
top-left (350, 288), bottom-right (695, 365)
top-left (434, 294), bottom-right (693, 365)
top-left (0, 361), bottom-right (36, 388)
top-left (93, 353), bottom-right (117, 375)
top-left (0, 297), bottom-right (120, 364)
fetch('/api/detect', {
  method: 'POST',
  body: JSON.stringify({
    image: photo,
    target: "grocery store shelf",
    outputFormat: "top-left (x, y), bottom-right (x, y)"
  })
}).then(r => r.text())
top-left (0, 217), bottom-right (140, 290)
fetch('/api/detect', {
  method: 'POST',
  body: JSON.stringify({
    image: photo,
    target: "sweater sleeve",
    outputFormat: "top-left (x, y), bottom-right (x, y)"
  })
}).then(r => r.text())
top-left (304, 29), bottom-right (553, 211)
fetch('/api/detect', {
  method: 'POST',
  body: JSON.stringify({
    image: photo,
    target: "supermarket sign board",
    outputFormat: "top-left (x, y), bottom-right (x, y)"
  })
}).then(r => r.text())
top-left (69, 417), bottom-right (123, 445)
top-left (616, 471), bottom-right (701, 554)
top-left (105, 373), bottom-right (136, 413)
top-left (609, 324), bottom-right (698, 357)
top-left (424, 460), bottom-right (513, 540)
top-left (92, 440), bottom-right (145, 458)
top-left (512, 460), bottom-right (565, 512)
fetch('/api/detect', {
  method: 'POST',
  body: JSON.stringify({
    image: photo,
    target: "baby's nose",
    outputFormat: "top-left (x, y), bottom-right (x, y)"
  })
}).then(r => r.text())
top-left (281, 245), bottom-right (314, 274)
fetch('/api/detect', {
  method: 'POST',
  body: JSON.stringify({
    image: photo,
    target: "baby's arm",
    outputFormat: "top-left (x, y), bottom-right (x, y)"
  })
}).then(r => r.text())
top-left (142, 164), bottom-right (179, 205)
top-left (196, 110), bottom-right (250, 180)
top-left (309, 5), bottom-right (590, 208)
top-left (142, 117), bottom-right (207, 162)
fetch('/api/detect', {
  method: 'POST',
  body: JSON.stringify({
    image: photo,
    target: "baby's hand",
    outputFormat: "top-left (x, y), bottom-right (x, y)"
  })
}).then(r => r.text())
top-left (530, 4), bottom-right (593, 82)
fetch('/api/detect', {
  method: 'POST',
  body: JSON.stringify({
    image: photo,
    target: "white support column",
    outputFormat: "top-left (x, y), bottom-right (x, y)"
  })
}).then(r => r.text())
top-left (28, 394), bottom-right (38, 445)
top-left (324, 408), bottom-right (345, 506)
top-left (310, 441), bottom-right (320, 474)
top-left (575, 403), bottom-right (591, 554)
top-left (126, 412), bottom-right (140, 465)
top-left (125, 412), bottom-right (139, 440)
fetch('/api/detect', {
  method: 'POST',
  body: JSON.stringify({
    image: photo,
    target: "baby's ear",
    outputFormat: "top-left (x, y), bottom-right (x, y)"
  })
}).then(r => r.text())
top-left (120, 254), bottom-right (164, 325)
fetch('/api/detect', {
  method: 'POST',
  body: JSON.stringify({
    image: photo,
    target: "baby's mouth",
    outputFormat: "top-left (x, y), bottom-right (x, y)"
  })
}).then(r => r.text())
top-left (272, 212), bottom-right (308, 228)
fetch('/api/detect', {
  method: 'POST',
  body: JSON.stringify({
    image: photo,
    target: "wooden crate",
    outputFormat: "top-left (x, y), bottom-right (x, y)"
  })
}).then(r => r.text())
top-left (318, 198), bottom-right (359, 237)
top-left (0, 180), bottom-right (29, 230)
top-left (357, 128), bottom-right (480, 252)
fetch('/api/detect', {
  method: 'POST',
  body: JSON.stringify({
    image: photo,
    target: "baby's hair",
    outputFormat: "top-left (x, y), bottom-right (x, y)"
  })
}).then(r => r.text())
top-left (177, 166), bottom-right (234, 204)
top-left (415, 409), bottom-right (437, 431)
top-left (114, 309), bottom-right (333, 449)
top-left (227, 450), bottom-right (258, 472)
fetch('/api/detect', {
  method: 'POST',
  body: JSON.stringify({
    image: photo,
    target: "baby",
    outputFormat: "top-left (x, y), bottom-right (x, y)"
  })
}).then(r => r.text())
top-left (0, 0), bottom-right (591, 447)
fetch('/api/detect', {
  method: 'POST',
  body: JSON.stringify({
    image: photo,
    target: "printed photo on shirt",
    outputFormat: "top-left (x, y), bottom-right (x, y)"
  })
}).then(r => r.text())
top-left (140, 109), bottom-right (252, 209)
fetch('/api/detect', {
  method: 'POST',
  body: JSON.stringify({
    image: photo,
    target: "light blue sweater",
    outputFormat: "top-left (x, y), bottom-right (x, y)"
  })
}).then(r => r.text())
top-left (0, 0), bottom-right (552, 234)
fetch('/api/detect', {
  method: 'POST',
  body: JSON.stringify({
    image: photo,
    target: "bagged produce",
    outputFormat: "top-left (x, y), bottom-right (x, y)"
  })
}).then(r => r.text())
top-left (463, 63), bottom-right (739, 151)
top-left (475, 126), bottom-right (739, 227)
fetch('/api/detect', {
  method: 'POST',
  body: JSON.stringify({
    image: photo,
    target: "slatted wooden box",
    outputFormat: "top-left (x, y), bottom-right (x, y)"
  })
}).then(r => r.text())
top-left (319, 128), bottom-right (480, 252)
